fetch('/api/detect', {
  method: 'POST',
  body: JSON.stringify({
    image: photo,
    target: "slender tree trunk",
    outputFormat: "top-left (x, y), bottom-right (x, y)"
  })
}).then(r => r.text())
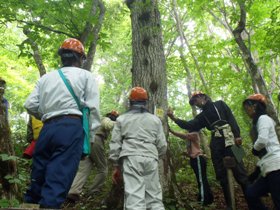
top-left (171, 0), bottom-right (210, 157)
top-left (83, 0), bottom-right (106, 71)
top-left (232, 1), bottom-right (280, 137)
top-left (126, 0), bottom-right (192, 209)
top-left (23, 29), bottom-right (46, 77)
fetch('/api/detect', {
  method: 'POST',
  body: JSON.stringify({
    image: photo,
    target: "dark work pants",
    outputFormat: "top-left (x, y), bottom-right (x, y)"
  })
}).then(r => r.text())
top-left (24, 117), bottom-right (84, 209)
top-left (246, 170), bottom-right (280, 210)
top-left (190, 155), bottom-right (213, 205)
top-left (210, 137), bottom-right (249, 208)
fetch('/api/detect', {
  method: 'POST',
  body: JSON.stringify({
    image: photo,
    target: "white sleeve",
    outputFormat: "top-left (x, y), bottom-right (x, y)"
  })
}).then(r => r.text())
top-left (254, 116), bottom-right (270, 151)
top-left (85, 75), bottom-right (101, 140)
top-left (156, 120), bottom-right (167, 158)
top-left (24, 81), bottom-right (41, 120)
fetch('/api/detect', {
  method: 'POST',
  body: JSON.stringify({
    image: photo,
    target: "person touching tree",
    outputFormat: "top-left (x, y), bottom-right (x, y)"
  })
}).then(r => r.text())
top-left (167, 91), bottom-right (250, 210)
top-left (168, 127), bottom-right (213, 206)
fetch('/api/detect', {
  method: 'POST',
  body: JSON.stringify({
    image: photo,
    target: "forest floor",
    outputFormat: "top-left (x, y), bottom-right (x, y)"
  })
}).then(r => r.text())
top-left (62, 180), bottom-right (275, 210)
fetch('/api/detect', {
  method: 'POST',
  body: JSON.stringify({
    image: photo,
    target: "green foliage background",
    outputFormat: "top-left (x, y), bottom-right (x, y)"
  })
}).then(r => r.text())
top-left (0, 0), bottom-right (279, 208)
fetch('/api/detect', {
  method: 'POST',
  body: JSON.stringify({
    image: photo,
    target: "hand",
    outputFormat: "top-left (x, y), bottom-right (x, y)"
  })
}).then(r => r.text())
top-left (234, 137), bottom-right (242, 146)
top-left (167, 107), bottom-right (176, 121)
top-left (112, 166), bottom-right (122, 185)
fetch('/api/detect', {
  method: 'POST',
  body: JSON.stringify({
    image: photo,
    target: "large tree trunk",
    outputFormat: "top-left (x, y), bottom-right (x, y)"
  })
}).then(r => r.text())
top-left (126, 0), bottom-right (192, 209)
top-left (0, 100), bottom-right (18, 199)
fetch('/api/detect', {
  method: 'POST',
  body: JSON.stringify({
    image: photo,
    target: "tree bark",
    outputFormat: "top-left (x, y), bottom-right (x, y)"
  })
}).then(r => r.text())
top-left (83, 0), bottom-right (106, 71)
top-left (0, 99), bottom-right (18, 199)
top-left (126, 0), bottom-right (192, 209)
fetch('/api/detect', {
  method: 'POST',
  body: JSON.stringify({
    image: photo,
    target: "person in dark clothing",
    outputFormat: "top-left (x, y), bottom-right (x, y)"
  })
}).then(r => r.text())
top-left (167, 91), bottom-right (249, 210)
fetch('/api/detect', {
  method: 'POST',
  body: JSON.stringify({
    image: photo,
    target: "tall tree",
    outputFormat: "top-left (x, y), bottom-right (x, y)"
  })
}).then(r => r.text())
top-left (232, 1), bottom-right (280, 136)
top-left (125, 0), bottom-right (191, 208)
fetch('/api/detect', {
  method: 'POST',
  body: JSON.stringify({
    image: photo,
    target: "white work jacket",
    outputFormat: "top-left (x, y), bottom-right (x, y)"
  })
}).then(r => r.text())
top-left (109, 109), bottom-right (167, 165)
top-left (24, 66), bottom-right (101, 139)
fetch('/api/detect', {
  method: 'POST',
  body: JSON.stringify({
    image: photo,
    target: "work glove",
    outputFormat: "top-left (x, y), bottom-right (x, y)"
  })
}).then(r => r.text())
top-left (248, 167), bottom-right (261, 183)
top-left (112, 166), bottom-right (122, 185)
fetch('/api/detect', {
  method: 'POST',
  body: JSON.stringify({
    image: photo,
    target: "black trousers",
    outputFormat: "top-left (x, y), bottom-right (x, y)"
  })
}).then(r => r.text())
top-left (210, 137), bottom-right (249, 208)
top-left (190, 155), bottom-right (213, 205)
top-left (246, 170), bottom-right (280, 210)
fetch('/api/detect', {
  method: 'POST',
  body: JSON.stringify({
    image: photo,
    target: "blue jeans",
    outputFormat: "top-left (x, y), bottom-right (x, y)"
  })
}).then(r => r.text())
top-left (246, 170), bottom-right (280, 210)
top-left (24, 116), bottom-right (84, 208)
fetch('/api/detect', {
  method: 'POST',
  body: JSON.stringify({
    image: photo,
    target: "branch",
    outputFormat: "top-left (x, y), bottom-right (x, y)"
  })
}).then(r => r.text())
top-left (83, 0), bottom-right (106, 71)
top-left (17, 19), bottom-right (75, 38)
top-left (233, 0), bottom-right (246, 34)
top-left (80, 0), bottom-right (98, 43)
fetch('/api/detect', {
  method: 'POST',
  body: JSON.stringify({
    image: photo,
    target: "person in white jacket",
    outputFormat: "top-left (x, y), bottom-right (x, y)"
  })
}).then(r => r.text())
top-left (24, 38), bottom-right (100, 209)
top-left (109, 87), bottom-right (167, 210)
top-left (243, 93), bottom-right (280, 210)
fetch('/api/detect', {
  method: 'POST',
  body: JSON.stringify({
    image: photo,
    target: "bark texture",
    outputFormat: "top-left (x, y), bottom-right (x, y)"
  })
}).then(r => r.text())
top-left (0, 99), bottom-right (18, 199)
top-left (126, 0), bottom-right (192, 209)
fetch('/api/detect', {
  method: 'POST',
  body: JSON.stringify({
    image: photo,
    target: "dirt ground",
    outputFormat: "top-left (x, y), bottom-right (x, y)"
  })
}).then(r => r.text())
top-left (62, 182), bottom-right (275, 210)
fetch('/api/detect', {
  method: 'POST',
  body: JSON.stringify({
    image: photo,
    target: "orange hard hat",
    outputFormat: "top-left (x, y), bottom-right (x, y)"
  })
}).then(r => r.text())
top-left (129, 87), bottom-right (148, 101)
top-left (59, 38), bottom-right (85, 56)
top-left (110, 110), bottom-right (119, 117)
top-left (246, 93), bottom-right (267, 105)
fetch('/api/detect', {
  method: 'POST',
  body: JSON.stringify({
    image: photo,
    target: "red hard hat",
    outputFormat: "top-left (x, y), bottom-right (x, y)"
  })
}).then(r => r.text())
top-left (129, 87), bottom-right (148, 101)
top-left (246, 93), bottom-right (267, 105)
top-left (59, 38), bottom-right (85, 56)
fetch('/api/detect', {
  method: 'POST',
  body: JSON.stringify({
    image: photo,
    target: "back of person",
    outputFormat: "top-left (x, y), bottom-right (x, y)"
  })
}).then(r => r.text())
top-left (116, 110), bottom-right (164, 159)
top-left (23, 38), bottom-right (100, 209)
top-left (109, 87), bottom-right (166, 210)
top-left (35, 67), bottom-right (95, 121)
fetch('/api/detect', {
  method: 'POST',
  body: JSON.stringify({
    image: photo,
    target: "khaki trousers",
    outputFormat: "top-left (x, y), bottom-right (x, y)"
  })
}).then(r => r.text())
top-left (122, 156), bottom-right (165, 210)
top-left (69, 135), bottom-right (108, 195)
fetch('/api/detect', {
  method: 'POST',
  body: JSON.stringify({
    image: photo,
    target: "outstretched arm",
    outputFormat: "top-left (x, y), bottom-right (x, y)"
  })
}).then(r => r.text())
top-left (169, 127), bottom-right (188, 140)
